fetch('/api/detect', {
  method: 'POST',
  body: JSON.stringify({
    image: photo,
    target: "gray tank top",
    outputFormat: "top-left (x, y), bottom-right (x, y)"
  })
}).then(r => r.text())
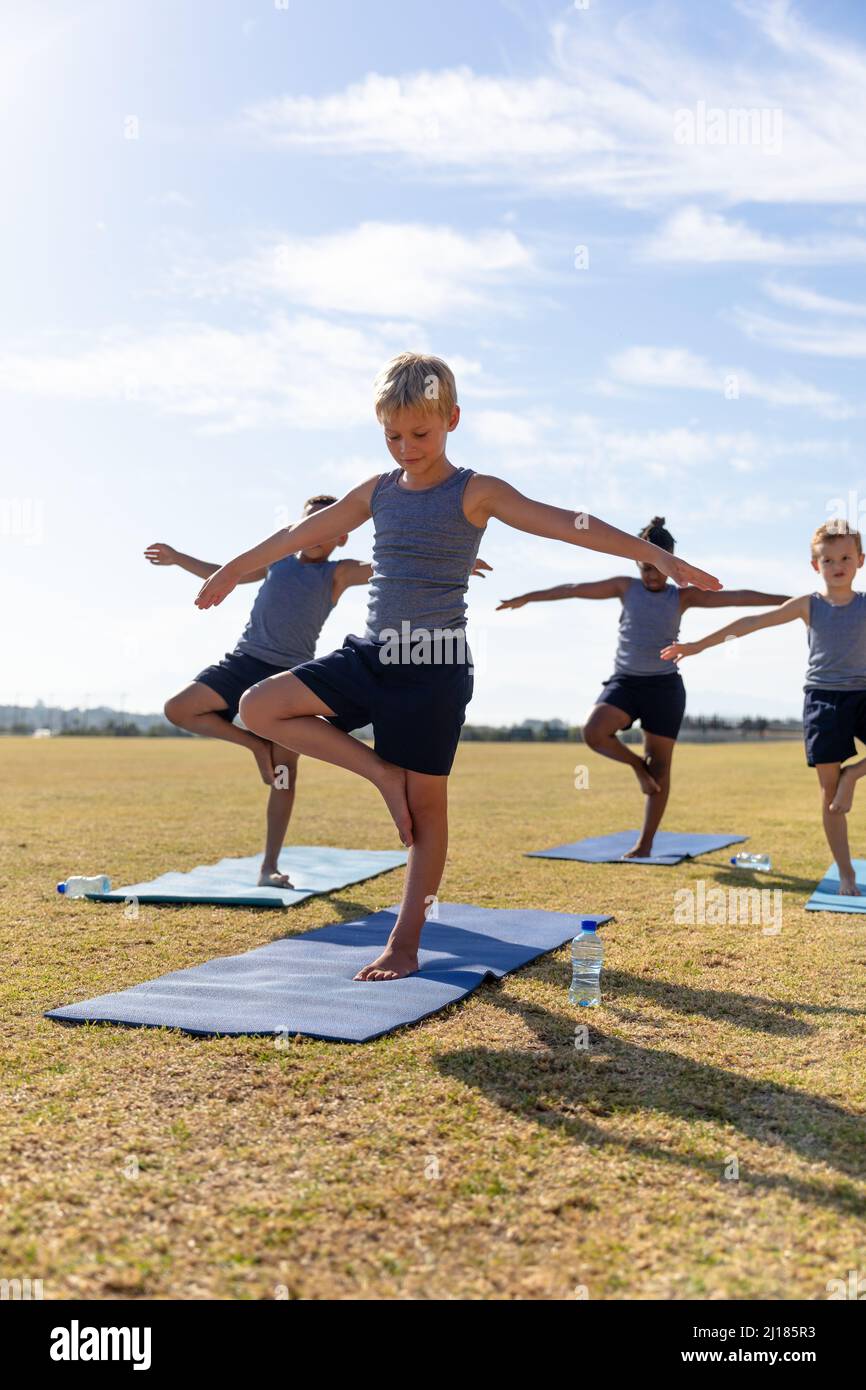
top-left (364, 467), bottom-right (484, 640)
top-left (235, 554), bottom-right (338, 666)
top-left (805, 592), bottom-right (866, 690)
top-left (613, 578), bottom-right (682, 676)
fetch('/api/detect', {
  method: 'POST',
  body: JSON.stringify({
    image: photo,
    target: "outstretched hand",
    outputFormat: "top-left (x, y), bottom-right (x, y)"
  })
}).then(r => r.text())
top-left (656, 552), bottom-right (722, 592)
top-left (471, 557), bottom-right (493, 578)
top-left (144, 542), bottom-right (178, 567)
top-left (496, 595), bottom-right (529, 611)
top-left (195, 566), bottom-right (238, 609)
top-left (660, 641), bottom-right (699, 663)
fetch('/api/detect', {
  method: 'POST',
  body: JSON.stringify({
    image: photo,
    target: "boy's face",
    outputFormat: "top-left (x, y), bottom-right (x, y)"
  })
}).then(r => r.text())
top-left (811, 537), bottom-right (864, 586)
top-left (637, 559), bottom-right (668, 591)
top-left (381, 404), bottom-right (459, 477)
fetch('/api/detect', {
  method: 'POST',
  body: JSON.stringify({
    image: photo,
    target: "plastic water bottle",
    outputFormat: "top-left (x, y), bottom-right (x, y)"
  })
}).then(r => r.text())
top-left (730, 853), bottom-right (771, 873)
top-left (569, 918), bottom-right (604, 1007)
top-left (56, 875), bottom-right (110, 898)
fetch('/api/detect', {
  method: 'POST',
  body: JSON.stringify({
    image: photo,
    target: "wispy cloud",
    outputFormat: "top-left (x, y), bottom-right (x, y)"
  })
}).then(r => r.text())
top-left (603, 344), bottom-right (852, 417)
top-left (643, 206), bottom-right (866, 265)
top-left (170, 222), bottom-right (535, 319)
top-left (237, 2), bottom-right (866, 207)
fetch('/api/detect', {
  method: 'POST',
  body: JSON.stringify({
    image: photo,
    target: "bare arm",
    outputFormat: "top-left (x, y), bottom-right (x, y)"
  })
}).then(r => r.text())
top-left (661, 594), bottom-right (810, 663)
top-left (144, 543), bottom-right (267, 584)
top-left (681, 588), bottom-right (790, 611)
top-left (195, 477), bottom-right (378, 610)
top-left (465, 477), bottom-right (721, 592)
top-left (497, 577), bottom-right (628, 611)
top-left (332, 559), bottom-right (374, 603)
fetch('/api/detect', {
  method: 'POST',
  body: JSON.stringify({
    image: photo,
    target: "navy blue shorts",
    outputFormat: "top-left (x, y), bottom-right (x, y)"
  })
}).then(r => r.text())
top-left (195, 650), bottom-right (288, 722)
top-left (596, 671), bottom-right (686, 741)
top-left (803, 687), bottom-right (866, 766)
top-left (291, 634), bottom-right (474, 776)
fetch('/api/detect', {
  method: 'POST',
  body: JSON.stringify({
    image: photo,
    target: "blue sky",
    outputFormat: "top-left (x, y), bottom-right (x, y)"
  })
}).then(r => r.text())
top-left (4, 0), bottom-right (866, 722)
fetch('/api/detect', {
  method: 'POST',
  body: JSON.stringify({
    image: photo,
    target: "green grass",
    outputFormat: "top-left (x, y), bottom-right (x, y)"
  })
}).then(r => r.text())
top-left (1, 735), bottom-right (865, 1300)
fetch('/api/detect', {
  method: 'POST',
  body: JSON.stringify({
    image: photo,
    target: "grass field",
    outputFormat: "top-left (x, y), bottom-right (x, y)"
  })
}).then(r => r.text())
top-left (2, 735), bottom-right (865, 1301)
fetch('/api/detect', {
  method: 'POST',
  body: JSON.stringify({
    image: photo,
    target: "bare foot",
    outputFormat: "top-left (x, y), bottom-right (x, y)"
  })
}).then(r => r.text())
top-left (634, 758), bottom-right (660, 796)
top-left (838, 874), bottom-right (861, 897)
top-left (251, 739), bottom-right (276, 786)
top-left (830, 767), bottom-right (857, 814)
top-left (354, 943), bottom-right (419, 981)
top-left (623, 841), bottom-right (654, 859)
top-left (258, 868), bottom-right (294, 889)
top-left (374, 763), bottom-right (414, 846)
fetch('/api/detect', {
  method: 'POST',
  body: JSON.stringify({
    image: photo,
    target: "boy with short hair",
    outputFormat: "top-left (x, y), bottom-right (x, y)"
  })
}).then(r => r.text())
top-left (662, 522), bottom-right (866, 896)
top-left (146, 494), bottom-right (371, 888)
top-left (196, 352), bottom-right (720, 977)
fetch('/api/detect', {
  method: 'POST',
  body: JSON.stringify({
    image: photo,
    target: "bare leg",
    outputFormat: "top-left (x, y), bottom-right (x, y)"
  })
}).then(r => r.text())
top-left (239, 672), bottom-right (414, 846)
top-left (829, 754), bottom-right (866, 814)
top-left (583, 703), bottom-right (660, 796)
top-left (259, 747), bottom-right (299, 887)
top-left (816, 763), bottom-right (860, 895)
top-left (355, 771), bottom-right (449, 981)
top-left (164, 682), bottom-right (276, 785)
top-left (623, 732), bottom-right (675, 858)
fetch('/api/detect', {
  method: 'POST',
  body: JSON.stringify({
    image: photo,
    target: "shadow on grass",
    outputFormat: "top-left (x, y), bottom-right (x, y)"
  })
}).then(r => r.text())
top-left (434, 985), bottom-right (866, 1216)
top-left (604, 970), bottom-right (863, 1034)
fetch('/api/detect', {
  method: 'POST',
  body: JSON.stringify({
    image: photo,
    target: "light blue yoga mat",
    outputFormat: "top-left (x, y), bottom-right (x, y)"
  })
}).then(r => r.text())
top-left (527, 831), bottom-right (747, 866)
top-left (85, 846), bottom-right (409, 908)
top-left (806, 860), bottom-right (866, 913)
top-left (46, 902), bottom-right (611, 1042)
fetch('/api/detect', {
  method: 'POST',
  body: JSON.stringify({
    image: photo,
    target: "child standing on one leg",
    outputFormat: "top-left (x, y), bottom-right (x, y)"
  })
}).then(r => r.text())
top-left (195, 354), bottom-right (721, 978)
top-left (498, 517), bottom-right (788, 857)
top-left (662, 521), bottom-right (866, 897)
top-left (145, 494), bottom-right (371, 888)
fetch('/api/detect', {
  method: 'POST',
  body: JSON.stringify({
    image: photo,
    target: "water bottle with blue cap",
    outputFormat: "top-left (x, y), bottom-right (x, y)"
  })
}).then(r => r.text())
top-left (569, 917), bottom-right (604, 1007)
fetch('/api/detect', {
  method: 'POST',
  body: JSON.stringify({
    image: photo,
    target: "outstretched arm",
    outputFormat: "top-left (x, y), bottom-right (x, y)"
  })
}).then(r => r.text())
top-left (465, 477), bottom-right (721, 592)
top-left (195, 477), bottom-right (378, 610)
top-left (497, 577), bottom-right (628, 611)
top-left (681, 588), bottom-right (790, 611)
top-left (662, 595), bottom-right (809, 663)
top-left (144, 543), bottom-right (267, 584)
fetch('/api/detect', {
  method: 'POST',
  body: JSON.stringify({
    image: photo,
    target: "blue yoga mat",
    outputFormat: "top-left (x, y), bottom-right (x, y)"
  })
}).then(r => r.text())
top-left (46, 902), bottom-right (611, 1042)
top-left (806, 860), bottom-right (866, 913)
top-left (83, 846), bottom-right (409, 907)
top-left (527, 831), bottom-right (747, 866)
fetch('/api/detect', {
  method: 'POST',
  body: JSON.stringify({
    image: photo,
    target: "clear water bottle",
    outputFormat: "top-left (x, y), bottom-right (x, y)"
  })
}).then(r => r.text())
top-left (56, 875), bottom-right (110, 898)
top-left (569, 918), bottom-right (604, 1007)
top-left (730, 853), bottom-right (771, 873)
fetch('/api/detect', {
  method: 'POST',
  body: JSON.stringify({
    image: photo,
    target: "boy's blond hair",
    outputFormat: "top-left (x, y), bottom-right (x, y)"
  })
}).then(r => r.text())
top-left (373, 352), bottom-right (457, 423)
top-left (812, 520), bottom-right (864, 556)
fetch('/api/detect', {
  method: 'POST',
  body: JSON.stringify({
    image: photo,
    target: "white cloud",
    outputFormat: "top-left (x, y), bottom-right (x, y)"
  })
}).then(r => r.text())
top-left (734, 309), bottom-right (866, 358)
top-left (762, 280), bottom-right (866, 316)
top-left (605, 344), bottom-right (852, 417)
top-left (173, 222), bottom-right (534, 319)
top-left (643, 206), bottom-right (866, 265)
top-left (237, 3), bottom-right (866, 207)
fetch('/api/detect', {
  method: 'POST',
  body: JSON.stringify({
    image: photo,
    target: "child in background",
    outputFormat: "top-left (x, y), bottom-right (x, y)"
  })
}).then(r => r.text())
top-left (662, 522), bottom-right (866, 896)
top-left (498, 517), bottom-right (788, 857)
top-left (195, 354), bottom-right (721, 977)
top-left (146, 495), bottom-right (370, 888)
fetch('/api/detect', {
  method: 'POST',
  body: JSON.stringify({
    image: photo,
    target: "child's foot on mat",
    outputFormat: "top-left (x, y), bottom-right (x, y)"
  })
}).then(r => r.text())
top-left (375, 763), bottom-right (414, 846)
top-left (623, 840), bottom-right (654, 859)
top-left (258, 867), bottom-right (294, 889)
top-left (634, 759), bottom-right (660, 796)
top-left (354, 944), bottom-right (419, 981)
top-left (837, 874), bottom-right (861, 896)
top-left (829, 767), bottom-right (857, 814)
top-left (252, 740), bottom-right (277, 786)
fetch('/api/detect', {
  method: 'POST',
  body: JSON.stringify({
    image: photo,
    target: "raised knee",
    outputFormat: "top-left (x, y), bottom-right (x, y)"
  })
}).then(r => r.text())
top-left (163, 695), bottom-right (186, 726)
top-left (238, 686), bottom-right (264, 729)
top-left (583, 722), bottom-right (604, 752)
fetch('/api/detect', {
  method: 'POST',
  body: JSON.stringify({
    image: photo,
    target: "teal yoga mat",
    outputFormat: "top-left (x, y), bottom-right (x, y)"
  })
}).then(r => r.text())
top-left (82, 846), bottom-right (409, 908)
top-left (805, 860), bottom-right (866, 913)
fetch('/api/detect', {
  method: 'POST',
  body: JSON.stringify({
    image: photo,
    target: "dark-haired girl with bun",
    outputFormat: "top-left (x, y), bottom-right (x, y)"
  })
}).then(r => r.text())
top-left (498, 518), bottom-right (788, 857)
